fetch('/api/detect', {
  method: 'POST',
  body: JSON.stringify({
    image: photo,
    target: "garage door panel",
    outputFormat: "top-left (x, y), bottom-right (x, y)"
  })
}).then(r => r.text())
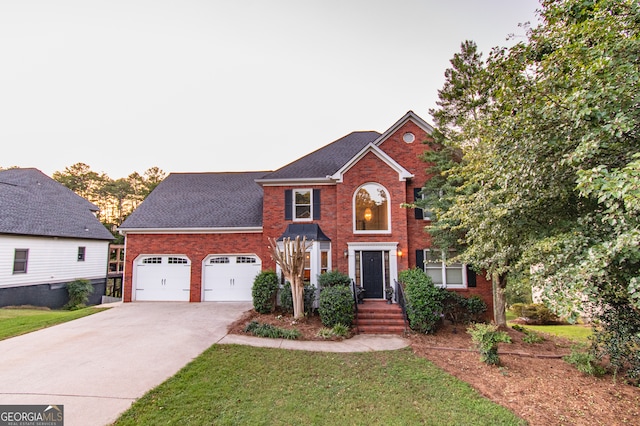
top-left (203, 255), bottom-right (261, 302)
top-left (135, 256), bottom-right (191, 301)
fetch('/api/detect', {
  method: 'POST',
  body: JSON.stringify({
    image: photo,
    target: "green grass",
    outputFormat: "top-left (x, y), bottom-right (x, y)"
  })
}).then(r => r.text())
top-left (0, 306), bottom-right (108, 340)
top-left (507, 309), bottom-right (592, 342)
top-left (515, 324), bottom-right (592, 342)
top-left (115, 345), bottom-right (525, 426)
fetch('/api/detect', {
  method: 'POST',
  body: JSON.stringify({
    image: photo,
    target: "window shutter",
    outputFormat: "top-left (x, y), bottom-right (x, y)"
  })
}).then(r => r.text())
top-left (416, 249), bottom-right (425, 271)
top-left (313, 189), bottom-right (321, 220)
top-left (414, 188), bottom-right (424, 219)
top-left (467, 266), bottom-right (477, 287)
top-left (284, 189), bottom-right (292, 220)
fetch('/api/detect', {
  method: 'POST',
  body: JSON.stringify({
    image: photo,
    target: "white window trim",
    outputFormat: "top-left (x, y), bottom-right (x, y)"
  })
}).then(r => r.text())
top-left (423, 249), bottom-right (467, 289)
top-left (353, 182), bottom-right (392, 234)
top-left (293, 188), bottom-right (313, 222)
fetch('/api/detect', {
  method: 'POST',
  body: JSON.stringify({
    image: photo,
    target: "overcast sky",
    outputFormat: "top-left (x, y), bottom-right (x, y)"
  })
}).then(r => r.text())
top-left (1, 0), bottom-right (540, 179)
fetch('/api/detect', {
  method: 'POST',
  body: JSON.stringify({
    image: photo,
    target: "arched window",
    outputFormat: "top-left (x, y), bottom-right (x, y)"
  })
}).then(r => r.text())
top-left (354, 183), bottom-right (390, 232)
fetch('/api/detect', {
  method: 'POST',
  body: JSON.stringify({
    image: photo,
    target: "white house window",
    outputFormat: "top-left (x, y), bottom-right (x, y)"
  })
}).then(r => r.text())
top-left (354, 183), bottom-right (390, 232)
top-left (294, 189), bottom-right (312, 220)
top-left (13, 249), bottom-right (28, 274)
top-left (77, 246), bottom-right (86, 262)
top-left (423, 249), bottom-right (466, 288)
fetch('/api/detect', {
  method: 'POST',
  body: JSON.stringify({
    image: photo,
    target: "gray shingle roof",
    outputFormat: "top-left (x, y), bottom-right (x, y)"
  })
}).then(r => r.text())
top-left (119, 171), bottom-right (268, 229)
top-left (260, 131), bottom-right (381, 180)
top-left (0, 168), bottom-right (114, 240)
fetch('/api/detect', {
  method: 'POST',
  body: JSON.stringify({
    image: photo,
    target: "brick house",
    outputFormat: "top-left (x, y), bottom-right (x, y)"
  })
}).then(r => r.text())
top-left (118, 111), bottom-right (493, 313)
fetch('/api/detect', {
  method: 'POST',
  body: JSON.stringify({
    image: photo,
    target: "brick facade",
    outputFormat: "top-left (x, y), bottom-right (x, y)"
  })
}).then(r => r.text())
top-left (121, 112), bottom-right (494, 319)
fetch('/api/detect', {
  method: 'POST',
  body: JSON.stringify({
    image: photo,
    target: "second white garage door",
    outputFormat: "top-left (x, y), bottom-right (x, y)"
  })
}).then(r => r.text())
top-left (203, 254), bottom-right (261, 301)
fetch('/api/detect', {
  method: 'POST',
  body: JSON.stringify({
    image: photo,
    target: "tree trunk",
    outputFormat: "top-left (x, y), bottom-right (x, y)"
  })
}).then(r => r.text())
top-left (492, 272), bottom-right (507, 327)
top-left (291, 276), bottom-right (305, 319)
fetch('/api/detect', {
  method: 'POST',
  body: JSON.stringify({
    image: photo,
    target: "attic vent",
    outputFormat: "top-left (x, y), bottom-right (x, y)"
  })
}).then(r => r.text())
top-left (403, 132), bottom-right (415, 143)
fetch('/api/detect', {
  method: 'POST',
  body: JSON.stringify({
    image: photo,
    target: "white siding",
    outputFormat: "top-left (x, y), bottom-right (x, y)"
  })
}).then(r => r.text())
top-left (0, 235), bottom-right (109, 288)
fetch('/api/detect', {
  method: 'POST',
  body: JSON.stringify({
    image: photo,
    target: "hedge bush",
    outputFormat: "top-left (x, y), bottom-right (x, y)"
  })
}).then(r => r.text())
top-left (65, 279), bottom-right (93, 310)
top-left (252, 271), bottom-right (279, 314)
top-left (279, 281), bottom-right (316, 315)
top-left (399, 268), bottom-right (445, 334)
top-left (510, 303), bottom-right (559, 324)
top-left (317, 270), bottom-right (351, 287)
top-left (442, 291), bottom-right (487, 325)
top-left (318, 285), bottom-right (354, 327)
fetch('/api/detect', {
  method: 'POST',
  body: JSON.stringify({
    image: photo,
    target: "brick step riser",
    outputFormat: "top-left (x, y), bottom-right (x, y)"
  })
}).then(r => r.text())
top-left (357, 313), bottom-right (404, 320)
top-left (355, 318), bottom-right (405, 324)
top-left (357, 327), bottom-right (406, 334)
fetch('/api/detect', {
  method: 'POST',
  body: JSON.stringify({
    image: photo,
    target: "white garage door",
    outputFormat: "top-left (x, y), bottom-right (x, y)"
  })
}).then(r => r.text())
top-left (134, 256), bottom-right (191, 301)
top-left (203, 254), bottom-right (261, 301)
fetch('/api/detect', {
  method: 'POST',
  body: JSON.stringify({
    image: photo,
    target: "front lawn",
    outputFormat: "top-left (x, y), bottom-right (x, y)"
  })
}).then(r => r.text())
top-left (514, 323), bottom-right (592, 342)
top-left (0, 306), bottom-right (108, 340)
top-left (114, 345), bottom-right (525, 425)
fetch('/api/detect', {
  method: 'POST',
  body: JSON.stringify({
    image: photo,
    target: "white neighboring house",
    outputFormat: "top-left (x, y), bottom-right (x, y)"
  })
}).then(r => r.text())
top-left (0, 168), bottom-right (114, 308)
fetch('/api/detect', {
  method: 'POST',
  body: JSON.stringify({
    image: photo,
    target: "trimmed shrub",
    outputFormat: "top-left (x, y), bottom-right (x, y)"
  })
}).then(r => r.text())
top-left (399, 268), bottom-right (445, 334)
top-left (65, 279), bottom-right (93, 310)
top-left (510, 303), bottom-right (559, 324)
top-left (467, 323), bottom-right (512, 365)
top-left (317, 270), bottom-right (351, 287)
top-left (441, 291), bottom-right (487, 325)
top-left (279, 282), bottom-right (316, 315)
top-left (244, 321), bottom-right (301, 340)
top-left (318, 285), bottom-right (354, 327)
top-left (252, 271), bottom-right (279, 314)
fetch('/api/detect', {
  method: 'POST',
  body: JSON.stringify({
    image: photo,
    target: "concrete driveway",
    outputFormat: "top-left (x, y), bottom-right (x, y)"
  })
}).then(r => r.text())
top-left (0, 301), bottom-right (251, 426)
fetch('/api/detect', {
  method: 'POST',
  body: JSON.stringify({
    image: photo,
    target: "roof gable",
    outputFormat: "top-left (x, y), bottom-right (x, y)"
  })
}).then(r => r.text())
top-left (373, 110), bottom-right (434, 146)
top-left (0, 168), bottom-right (113, 240)
top-left (329, 143), bottom-right (414, 183)
top-left (120, 171), bottom-right (268, 231)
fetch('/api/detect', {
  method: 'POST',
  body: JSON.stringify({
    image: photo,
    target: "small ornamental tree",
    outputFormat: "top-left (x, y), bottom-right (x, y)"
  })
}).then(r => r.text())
top-left (267, 236), bottom-right (311, 319)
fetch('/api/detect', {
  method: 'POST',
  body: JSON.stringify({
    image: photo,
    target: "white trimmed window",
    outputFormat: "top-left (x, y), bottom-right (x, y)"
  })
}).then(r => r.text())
top-left (423, 249), bottom-right (467, 288)
top-left (354, 183), bottom-right (390, 232)
top-left (294, 189), bottom-right (312, 221)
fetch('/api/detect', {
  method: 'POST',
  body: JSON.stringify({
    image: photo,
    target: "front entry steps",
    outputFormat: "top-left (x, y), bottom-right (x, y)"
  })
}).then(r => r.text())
top-left (355, 300), bottom-right (406, 335)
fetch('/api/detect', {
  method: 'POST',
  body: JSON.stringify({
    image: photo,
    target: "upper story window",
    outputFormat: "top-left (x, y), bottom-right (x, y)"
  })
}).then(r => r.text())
top-left (285, 189), bottom-right (321, 221)
top-left (354, 183), bottom-right (390, 232)
top-left (294, 189), bottom-right (312, 220)
top-left (13, 249), bottom-right (29, 274)
top-left (77, 246), bottom-right (86, 262)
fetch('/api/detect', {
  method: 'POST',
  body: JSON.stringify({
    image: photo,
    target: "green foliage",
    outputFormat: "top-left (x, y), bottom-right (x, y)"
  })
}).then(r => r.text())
top-left (278, 281), bottom-right (316, 315)
top-left (251, 271), bottom-right (279, 314)
top-left (64, 279), bottom-right (93, 310)
top-left (563, 344), bottom-right (606, 377)
top-left (511, 324), bottom-right (545, 344)
top-left (510, 303), bottom-right (560, 325)
top-left (52, 163), bottom-right (166, 227)
top-left (317, 270), bottom-right (351, 287)
top-left (316, 323), bottom-right (350, 339)
top-left (505, 273), bottom-right (533, 306)
top-left (243, 321), bottom-right (301, 340)
top-left (467, 323), bottom-right (512, 365)
top-left (318, 286), bottom-right (354, 328)
top-left (591, 305), bottom-right (640, 383)
top-left (399, 268), bottom-right (445, 334)
top-left (442, 291), bottom-right (487, 325)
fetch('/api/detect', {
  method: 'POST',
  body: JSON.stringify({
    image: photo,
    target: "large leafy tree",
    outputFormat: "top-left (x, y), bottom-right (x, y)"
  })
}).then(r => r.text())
top-left (426, 0), bottom-right (640, 378)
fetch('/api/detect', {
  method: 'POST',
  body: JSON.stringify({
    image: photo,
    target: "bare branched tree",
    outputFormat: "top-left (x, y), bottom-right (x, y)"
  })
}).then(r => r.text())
top-left (267, 236), bottom-right (311, 319)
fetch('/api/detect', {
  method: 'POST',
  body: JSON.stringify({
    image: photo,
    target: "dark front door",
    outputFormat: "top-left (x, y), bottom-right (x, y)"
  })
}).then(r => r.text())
top-left (362, 251), bottom-right (383, 298)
